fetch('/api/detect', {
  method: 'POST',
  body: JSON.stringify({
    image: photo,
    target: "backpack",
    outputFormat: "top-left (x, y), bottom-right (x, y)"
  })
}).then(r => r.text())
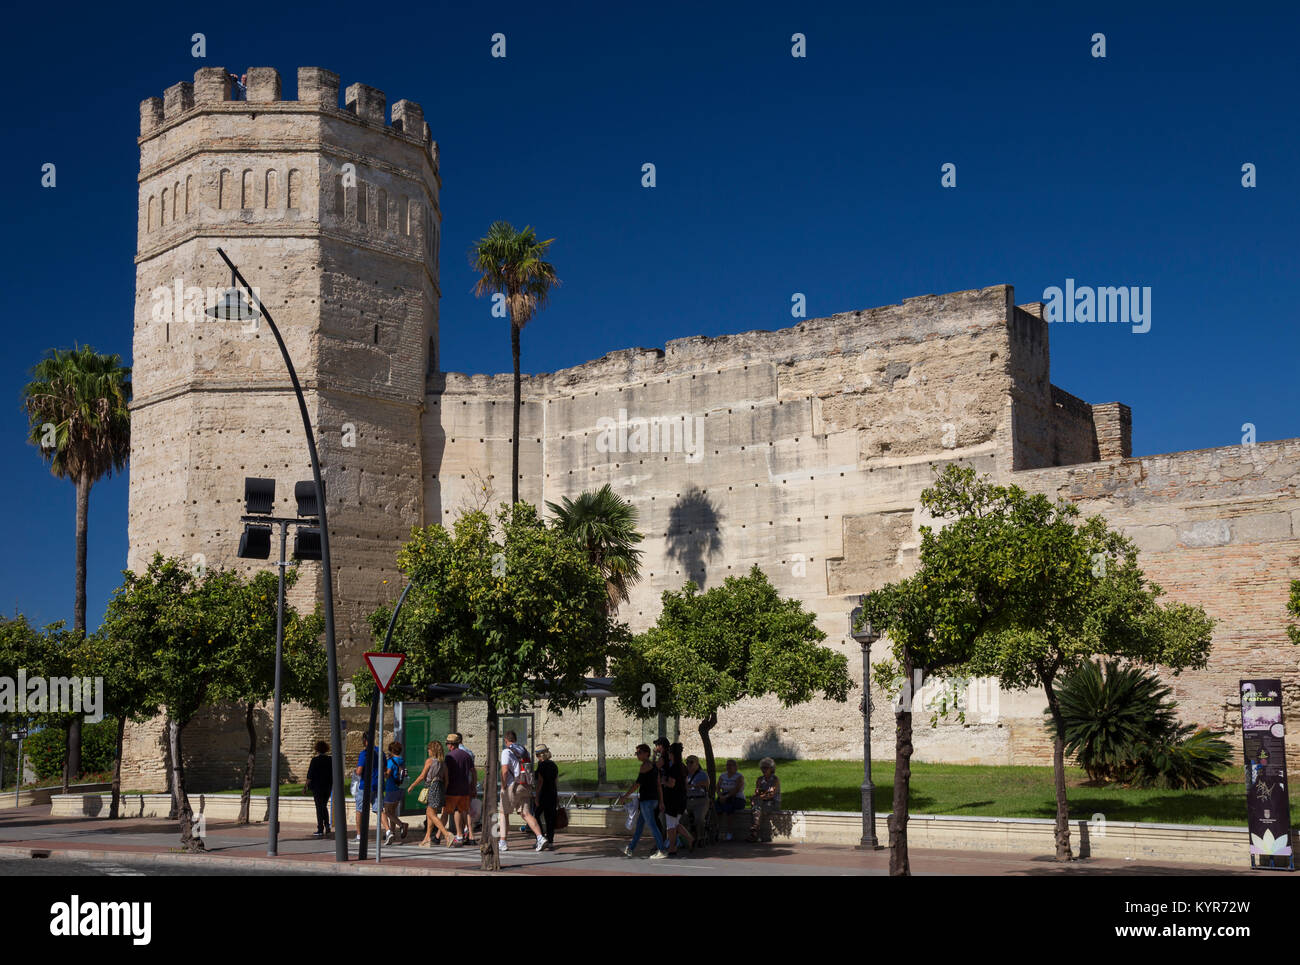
top-left (390, 758), bottom-right (407, 788)
top-left (507, 743), bottom-right (533, 786)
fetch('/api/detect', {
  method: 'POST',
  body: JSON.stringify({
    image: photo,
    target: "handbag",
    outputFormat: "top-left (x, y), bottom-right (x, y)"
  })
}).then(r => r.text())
top-left (555, 806), bottom-right (569, 831)
top-left (417, 786), bottom-right (429, 805)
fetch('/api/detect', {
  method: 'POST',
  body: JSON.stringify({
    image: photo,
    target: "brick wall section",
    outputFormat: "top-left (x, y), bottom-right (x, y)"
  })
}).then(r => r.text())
top-left (1093, 402), bottom-right (1133, 460)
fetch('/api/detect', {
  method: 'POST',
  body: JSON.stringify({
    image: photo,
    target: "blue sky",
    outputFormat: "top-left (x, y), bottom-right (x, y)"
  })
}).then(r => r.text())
top-left (2, 1), bottom-right (1297, 629)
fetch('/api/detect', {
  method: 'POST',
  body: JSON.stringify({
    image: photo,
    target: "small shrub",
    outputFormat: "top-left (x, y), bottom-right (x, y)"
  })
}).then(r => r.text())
top-left (23, 719), bottom-right (118, 780)
top-left (1052, 659), bottom-right (1176, 784)
top-left (1051, 660), bottom-right (1227, 789)
top-left (1121, 727), bottom-right (1232, 790)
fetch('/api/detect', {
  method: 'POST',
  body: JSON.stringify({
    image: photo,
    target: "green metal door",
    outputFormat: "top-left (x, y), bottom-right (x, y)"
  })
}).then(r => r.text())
top-left (397, 703), bottom-right (454, 814)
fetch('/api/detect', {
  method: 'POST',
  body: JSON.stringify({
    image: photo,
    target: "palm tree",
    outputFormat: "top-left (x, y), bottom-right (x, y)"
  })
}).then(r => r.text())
top-left (469, 222), bottom-right (559, 504)
top-left (547, 484), bottom-right (645, 612)
top-left (548, 485), bottom-right (644, 785)
top-left (23, 345), bottom-right (131, 781)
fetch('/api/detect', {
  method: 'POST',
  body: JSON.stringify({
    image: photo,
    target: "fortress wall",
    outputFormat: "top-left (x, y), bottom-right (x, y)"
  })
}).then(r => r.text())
top-left (1011, 438), bottom-right (1300, 768)
top-left (423, 286), bottom-right (1029, 761)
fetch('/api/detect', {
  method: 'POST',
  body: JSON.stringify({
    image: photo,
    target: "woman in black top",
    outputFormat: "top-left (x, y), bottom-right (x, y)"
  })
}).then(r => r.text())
top-left (305, 741), bottom-right (332, 838)
top-left (534, 744), bottom-right (560, 850)
top-left (617, 744), bottom-right (669, 857)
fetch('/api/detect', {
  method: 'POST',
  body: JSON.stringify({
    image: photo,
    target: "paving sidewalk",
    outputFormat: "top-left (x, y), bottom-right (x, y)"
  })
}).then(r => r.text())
top-left (0, 806), bottom-right (1270, 876)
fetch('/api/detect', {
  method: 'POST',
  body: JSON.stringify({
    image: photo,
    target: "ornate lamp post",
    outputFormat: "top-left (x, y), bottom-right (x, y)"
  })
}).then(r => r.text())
top-left (850, 602), bottom-right (880, 850)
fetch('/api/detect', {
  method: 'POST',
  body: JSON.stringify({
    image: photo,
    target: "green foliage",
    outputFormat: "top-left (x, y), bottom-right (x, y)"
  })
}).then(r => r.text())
top-left (77, 630), bottom-right (158, 727)
top-left (857, 464), bottom-right (1218, 865)
top-left (1052, 659), bottom-right (1230, 790)
top-left (468, 221), bottom-right (560, 331)
top-left (1053, 659), bottom-right (1178, 783)
top-left (23, 345), bottom-right (131, 485)
top-left (0, 616), bottom-right (83, 731)
top-left (611, 566), bottom-right (852, 722)
top-left (380, 503), bottom-right (613, 712)
top-left (860, 466), bottom-right (1215, 692)
top-left (1287, 579), bottom-right (1300, 647)
top-left (102, 555), bottom-right (232, 727)
top-left (1124, 727), bottom-right (1232, 790)
top-left (23, 718), bottom-right (118, 780)
top-left (210, 568), bottom-right (328, 715)
top-left (546, 484), bottom-right (645, 610)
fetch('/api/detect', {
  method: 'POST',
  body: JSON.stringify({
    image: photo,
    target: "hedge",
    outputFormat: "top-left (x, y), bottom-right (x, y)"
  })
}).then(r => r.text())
top-left (23, 718), bottom-right (119, 779)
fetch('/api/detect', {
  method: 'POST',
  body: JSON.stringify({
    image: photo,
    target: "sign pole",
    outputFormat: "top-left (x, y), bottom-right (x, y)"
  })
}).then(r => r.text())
top-left (362, 651), bottom-right (405, 865)
top-left (376, 688), bottom-right (385, 863)
top-left (15, 736), bottom-right (23, 806)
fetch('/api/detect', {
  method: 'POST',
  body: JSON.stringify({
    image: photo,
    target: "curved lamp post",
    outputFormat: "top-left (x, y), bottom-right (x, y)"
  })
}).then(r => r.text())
top-left (850, 602), bottom-right (880, 850)
top-left (207, 247), bottom-right (349, 861)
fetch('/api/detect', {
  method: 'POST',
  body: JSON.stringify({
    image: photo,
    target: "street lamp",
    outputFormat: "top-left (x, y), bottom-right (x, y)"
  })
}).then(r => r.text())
top-left (850, 601), bottom-right (881, 850)
top-left (237, 476), bottom-right (322, 856)
top-left (207, 248), bottom-right (349, 861)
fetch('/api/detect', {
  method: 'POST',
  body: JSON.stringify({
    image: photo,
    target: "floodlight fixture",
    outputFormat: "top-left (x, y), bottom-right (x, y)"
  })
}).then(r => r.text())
top-left (238, 523), bottom-right (273, 560)
top-left (244, 476), bottom-right (276, 515)
top-left (295, 479), bottom-right (324, 518)
top-left (293, 527), bottom-right (323, 561)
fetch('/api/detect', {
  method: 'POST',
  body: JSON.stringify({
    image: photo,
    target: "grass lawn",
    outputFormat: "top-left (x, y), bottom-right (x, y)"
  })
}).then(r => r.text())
top-left (198, 759), bottom-right (1289, 828)
top-left (552, 758), bottom-right (1286, 828)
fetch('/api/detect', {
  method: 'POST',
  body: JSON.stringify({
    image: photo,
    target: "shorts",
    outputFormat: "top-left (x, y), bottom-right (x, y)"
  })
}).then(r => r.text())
top-left (500, 784), bottom-right (533, 815)
top-left (383, 789), bottom-right (404, 806)
top-left (444, 794), bottom-right (471, 814)
top-left (354, 791), bottom-right (379, 812)
top-left (665, 813), bottom-right (680, 830)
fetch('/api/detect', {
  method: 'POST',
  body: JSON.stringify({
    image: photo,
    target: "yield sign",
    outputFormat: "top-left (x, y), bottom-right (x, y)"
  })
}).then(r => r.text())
top-left (364, 652), bottom-right (405, 694)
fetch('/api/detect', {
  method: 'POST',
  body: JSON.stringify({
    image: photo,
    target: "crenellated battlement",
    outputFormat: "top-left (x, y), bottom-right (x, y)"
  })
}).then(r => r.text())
top-left (138, 66), bottom-right (434, 159)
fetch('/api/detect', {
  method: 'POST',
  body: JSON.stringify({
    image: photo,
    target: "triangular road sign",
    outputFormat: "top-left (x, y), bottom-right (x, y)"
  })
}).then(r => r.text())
top-left (364, 652), bottom-right (405, 694)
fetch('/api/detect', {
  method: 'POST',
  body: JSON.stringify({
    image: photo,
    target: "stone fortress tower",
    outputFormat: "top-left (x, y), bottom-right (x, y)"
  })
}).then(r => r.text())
top-left (126, 66), bottom-right (438, 787)
top-left (124, 66), bottom-right (1300, 790)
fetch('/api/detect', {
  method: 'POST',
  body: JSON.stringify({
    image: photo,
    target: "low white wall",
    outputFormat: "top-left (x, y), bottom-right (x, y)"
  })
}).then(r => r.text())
top-left (0, 783), bottom-right (111, 810)
top-left (48, 793), bottom-right (1251, 867)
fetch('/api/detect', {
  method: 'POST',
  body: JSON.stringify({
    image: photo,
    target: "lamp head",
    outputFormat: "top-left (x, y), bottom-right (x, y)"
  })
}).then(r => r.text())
top-left (849, 606), bottom-right (878, 645)
top-left (205, 288), bottom-right (261, 322)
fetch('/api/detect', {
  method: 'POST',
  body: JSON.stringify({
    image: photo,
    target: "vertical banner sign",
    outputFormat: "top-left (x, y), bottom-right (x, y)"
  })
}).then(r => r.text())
top-left (1239, 679), bottom-right (1293, 871)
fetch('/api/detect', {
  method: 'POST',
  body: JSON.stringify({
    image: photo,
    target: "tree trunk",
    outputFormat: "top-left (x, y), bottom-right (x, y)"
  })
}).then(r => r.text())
top-left (699, 712), bottom-right (718, 793)
top-left (238, 702), bottom-right (256, 824)
top-left (110, 716), bottom-right (125, 819)
top-left (69, 473), bottom-right (91, 780)
top-left (595, 697), bottom-right (607, 786)
top-left (887, 656), bottom-right (914, 876)
top-left (1043, 679), bottom-right (1073, 860)
top-left (163, 716), bottom-right (178, 820)
top-left (511, 323), bottom-right (521, 505)
top-left (170, 718), bottom-right (204, 852)
top-left (481, 698), bottom-right (501, 871)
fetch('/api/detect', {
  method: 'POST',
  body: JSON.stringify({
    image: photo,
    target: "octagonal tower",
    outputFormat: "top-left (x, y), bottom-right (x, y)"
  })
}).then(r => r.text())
top-left (126, 66), bottom-right (439, 786)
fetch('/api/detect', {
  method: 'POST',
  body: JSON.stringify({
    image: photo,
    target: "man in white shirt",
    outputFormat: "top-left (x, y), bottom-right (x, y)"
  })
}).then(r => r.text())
top-left (498, 730), bottom-right (546, 853)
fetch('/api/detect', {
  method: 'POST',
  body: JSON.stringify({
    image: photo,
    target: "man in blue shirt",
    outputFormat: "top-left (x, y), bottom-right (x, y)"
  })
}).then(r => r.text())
top-left (352, 732), bottom-right (380, 842)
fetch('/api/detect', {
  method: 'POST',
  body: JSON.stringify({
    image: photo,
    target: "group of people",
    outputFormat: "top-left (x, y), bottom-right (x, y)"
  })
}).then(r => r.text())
top-left (618, 739), bottom-right (783, 858)
top-left (324, 731), bottom-right (480, 847)
top-left (304, 732), bottom-right (784, 860)
top-left (309, 729), bottom-right (560, 853)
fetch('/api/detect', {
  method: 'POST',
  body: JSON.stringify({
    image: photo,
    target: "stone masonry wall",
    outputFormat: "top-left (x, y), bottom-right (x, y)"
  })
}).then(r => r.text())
top-left (125, 65), bottom-right (1299, 789)
top-left (123, 67), bottom-right (438, 791)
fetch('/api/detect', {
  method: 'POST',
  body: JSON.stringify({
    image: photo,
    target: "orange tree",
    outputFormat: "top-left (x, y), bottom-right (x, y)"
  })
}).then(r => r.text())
top-left (376, 502), bottom-right (613, 870)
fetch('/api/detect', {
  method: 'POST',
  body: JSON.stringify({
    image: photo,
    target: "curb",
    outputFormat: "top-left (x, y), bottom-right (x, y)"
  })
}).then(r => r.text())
top-left (0, 844), bottom-right (493, 876)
